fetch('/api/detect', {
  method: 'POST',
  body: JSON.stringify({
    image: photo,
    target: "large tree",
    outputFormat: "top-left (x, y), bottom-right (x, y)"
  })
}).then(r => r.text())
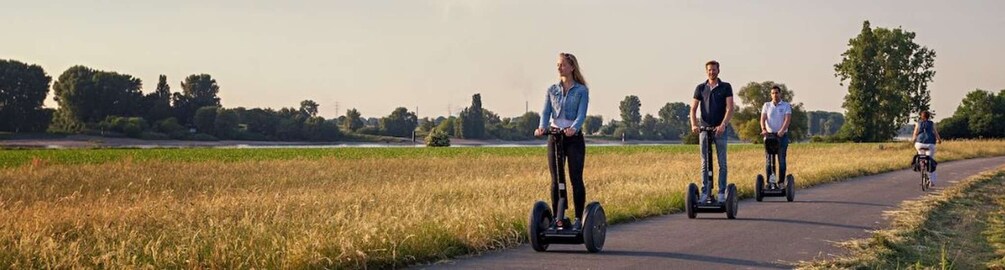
top-left (658, 102), bottom-right (690, 140)
top-left (583, 115), bottom-right (604, 135)
top-left (835, 21), bottom-right (936, 142)
top-left (731, 81), bottom-right (808, 142)
top-left (299, 100), bottom-right (319, 118)
top-left (619, 95), bottom-right (642, 128)
top-left (342, 108), bottom-right (364, 132)
top-left (173, 74), bottom-right (222, 125)
top-left (456, 93), bottom-right (485, 139)
top-left (941, 89), bottom-right (1005, 139)
top-left (51, 65), bottom-right (144, 131)
top-left (380, 107), bottom-right (418, 137)
top-left (0, 59), bottom-right (52, 132)
top-left (144, 75), bottom-right (173, 122)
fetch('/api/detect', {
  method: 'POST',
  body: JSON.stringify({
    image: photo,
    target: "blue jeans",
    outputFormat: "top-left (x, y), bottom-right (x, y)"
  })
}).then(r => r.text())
top-left (766, 134), bottom-right (790, 181)
top-left (700, 131), bottom-right (728, 195)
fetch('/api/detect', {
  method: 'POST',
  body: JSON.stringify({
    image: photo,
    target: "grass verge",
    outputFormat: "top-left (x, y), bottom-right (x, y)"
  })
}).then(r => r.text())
top-left (800, 168), bottom-right (1005, 269)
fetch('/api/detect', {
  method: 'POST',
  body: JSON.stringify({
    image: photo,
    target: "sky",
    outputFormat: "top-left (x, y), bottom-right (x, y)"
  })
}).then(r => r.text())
top-left (3, 0), bottom-right (1003, 121)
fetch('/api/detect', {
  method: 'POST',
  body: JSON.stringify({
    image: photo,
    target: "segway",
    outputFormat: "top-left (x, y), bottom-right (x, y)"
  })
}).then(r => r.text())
top-left (528, 128), bottom-right (607, 252)
top-left (685, 126), bottom-right (739, 219)
top-left (754, 133), bottom-right (795, 202)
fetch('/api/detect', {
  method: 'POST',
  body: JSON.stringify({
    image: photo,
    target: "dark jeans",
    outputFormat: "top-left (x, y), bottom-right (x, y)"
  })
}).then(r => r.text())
top-left (766, 134), bottom-right (790, 181)
top-left (548, 132), bottom-right (586, 219)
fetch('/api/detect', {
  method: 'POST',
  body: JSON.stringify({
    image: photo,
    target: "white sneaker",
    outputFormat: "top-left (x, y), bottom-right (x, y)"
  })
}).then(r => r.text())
top-left (717, 192), bottom-right (727, 203)
top-left (699, 193), bottom-right (710, 202)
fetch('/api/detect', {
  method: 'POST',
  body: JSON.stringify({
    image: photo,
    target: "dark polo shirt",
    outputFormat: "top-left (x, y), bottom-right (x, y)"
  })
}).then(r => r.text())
top-left (693, 79), bottom-right (733, 127)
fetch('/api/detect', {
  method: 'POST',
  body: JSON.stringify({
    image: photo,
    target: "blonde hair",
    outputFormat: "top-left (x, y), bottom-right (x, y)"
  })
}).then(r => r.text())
top-left (561, 53), bottom-right (588, 86)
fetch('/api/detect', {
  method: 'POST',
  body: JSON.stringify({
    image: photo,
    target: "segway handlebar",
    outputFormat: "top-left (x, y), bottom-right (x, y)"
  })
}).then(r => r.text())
top-left (698, 126), bottom-right (718, 133)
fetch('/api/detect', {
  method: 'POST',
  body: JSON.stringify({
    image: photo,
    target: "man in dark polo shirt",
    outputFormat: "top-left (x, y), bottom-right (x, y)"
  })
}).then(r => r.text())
top-left (689, 60), bottom-right (735, 202)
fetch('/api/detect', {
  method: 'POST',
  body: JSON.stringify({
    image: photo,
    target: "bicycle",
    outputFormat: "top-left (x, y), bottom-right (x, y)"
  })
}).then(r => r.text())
top-left (915, 147), bottom-right (932, 191)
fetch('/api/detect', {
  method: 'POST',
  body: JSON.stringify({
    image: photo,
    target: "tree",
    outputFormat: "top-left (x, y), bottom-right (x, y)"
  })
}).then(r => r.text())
top-left (731, 81), bottom-right (808, 142)
top-left (807, 111), bottom-right (845, 136)
top-left (658, 102), bottom-right (690, 140)
top-left (51, 65), bottom-right (144, 131)
top-left (242, 108), bottom-right (279, 139)
top-left (299, 100), bottom-right (319, 118)
top-left (342, 108), bottom-right (364, 132)
top-left (379, 107), bottom-right (418, 137)
top-left (640, 114), bottom-right (659, 140)
top-left (0, 59), bottom-right (51, 132)
top-left (946, 89), bottom-right (1005, 138)
top-left (456, 93), bottom-right (485, 139)
top-left (193, 106), bottom-right (219, 135)
top-left (417, 117), bottom-right (435, 133)
top-left (214, 108), bottom-right (240, 139)
top-left (835, 21), bottom-right (936, 142)
top-left (173, 74), bottom-right (222, 125)
top-left (619, 95), bottom-right (642, 128)
top-left (144, 75), bottom-right (173, 122)
top-left (518, 112), bottom-right (541, 138)
top-left (583, 115), bottom-right (604, 135)
top-left (436, 116), bottom-right (457, 136)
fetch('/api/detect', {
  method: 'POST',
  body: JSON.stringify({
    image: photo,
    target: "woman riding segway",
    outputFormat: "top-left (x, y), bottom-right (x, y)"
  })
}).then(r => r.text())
top-left (528, 52), bottom-right (606, 252)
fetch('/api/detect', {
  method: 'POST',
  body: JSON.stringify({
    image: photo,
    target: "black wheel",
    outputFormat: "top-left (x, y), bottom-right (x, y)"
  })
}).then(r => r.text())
top-left (921, 173), bottom-right (929, 191)
top-left (528, 201), bottom-right (552, 252)
top-left (725, 184), bottom-right (738, 219)
top-left (786, 175), bottom-right (796, 202)
top-left (755, 174), bottom-right (765, 202)
top-left (583, 202), bottom-right (607, 253)
top-left (686, 183), bottom-right (698, 219)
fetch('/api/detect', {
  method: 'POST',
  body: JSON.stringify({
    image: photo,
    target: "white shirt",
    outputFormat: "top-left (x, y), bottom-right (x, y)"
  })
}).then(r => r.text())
top-left (551, 85), bottom-right (575, 129)
top-left (761, 101), bottom-right (792, 133)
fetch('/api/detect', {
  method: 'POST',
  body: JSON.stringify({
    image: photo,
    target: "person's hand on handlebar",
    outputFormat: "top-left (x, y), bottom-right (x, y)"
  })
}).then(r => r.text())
top-left (778, 129), bottom-right (786, 137)
top-left (691, 125), bottom-right (699, 133)
top-left (563, 127), bottom-right (576, 137)
top-left (534, 128), bottom-right (545, 137)
top-left (715, 124), bottom-right (726, 137)
top-left (760, 129), bottom-right (768, 136)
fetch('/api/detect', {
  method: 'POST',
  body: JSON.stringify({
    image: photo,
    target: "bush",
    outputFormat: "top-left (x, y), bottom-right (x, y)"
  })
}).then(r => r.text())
top-left (155, 117), bottom-right (185, 134)
top-left (98, 116), bottom-right (149, 138)
top-left (425, 129), bottom-right (450, 147)
top-left (356, 126), bottom-right (380, 135)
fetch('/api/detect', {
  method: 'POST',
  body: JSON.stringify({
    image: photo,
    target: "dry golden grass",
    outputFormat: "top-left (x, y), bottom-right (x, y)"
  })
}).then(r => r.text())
top-left (799, 167), bottom-right (1005, 269)
top-left (2, 140), bottom-right (1005, 269)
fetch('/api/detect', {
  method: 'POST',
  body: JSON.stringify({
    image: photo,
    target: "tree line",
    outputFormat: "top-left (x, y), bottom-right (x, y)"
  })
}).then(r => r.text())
top-left (2, 21), bottom-right (1001, 143)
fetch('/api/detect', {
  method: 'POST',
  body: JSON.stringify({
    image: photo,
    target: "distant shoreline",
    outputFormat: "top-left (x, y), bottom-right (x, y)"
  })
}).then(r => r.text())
top-left (0, 134), bottom-right (688, 149)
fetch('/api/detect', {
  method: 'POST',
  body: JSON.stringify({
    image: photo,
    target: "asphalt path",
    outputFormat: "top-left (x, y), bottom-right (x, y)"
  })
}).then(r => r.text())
top-left (428, 156), bottom-right (1005, 269)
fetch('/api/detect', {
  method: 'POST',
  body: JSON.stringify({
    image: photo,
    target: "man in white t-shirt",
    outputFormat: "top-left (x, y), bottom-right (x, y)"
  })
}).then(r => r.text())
top-left (759, 85), bottom-right (792, 185)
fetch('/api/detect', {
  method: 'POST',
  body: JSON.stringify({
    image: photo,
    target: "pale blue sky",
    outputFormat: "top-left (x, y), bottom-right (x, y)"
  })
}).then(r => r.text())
top-left (3, 0), bottom-right (1003, 121)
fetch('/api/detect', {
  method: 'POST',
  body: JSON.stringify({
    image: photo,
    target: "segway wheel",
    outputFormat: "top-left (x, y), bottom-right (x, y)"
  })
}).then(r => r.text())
top-left (528, 201), bottom-right (552, 252)
top-left (583, 202), bottom-right (607, 253)
top-left (785, 175), bottom-right (796, 202)
top-left (685, 183), bottom-right (698, 219)
top-left (755, 174), bottom-right (765, 202)
top-left (725, 184), bottom-right (738, 219)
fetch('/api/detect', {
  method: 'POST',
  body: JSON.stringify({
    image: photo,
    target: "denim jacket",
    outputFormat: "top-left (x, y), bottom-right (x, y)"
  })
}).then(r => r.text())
top-left (539, 82), bottom-right (589, 131)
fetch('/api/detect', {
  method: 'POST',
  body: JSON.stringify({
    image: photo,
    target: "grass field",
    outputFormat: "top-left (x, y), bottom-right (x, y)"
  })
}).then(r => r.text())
top-left (2, 140), bottom-right (1005, 268)
top-left (800, 168), bottom-right (1005, 269)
